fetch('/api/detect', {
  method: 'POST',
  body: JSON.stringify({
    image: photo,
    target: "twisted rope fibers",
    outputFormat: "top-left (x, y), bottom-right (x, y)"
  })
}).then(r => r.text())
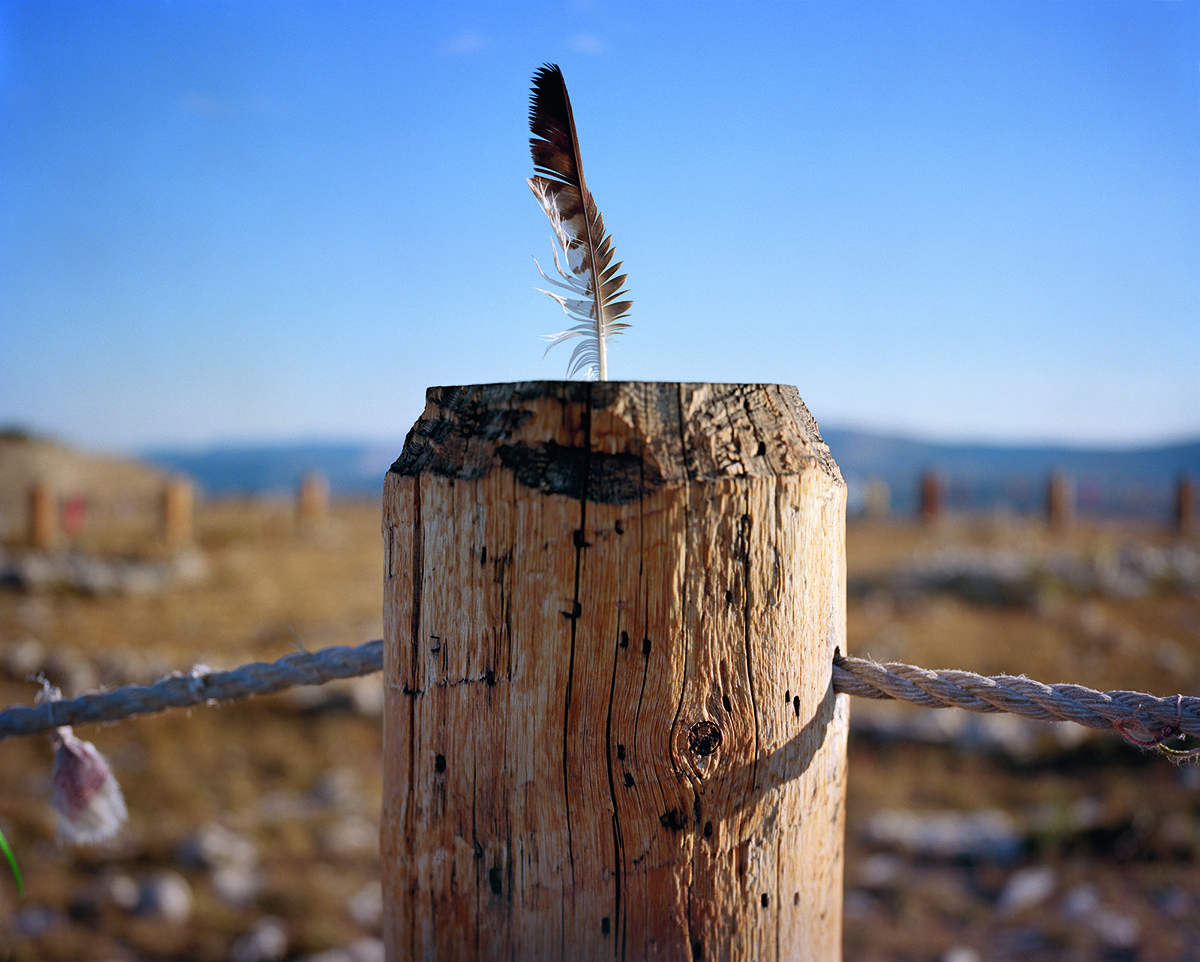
top-left (831, 655), bottom-right (1200, 750)
top-left (1, 641), bottom-right (1197, 754)
top-left (0, 641), bottom-right (383, 740)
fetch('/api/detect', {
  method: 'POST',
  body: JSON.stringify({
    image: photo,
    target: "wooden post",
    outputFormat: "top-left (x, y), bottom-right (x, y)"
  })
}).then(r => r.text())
top-left (862, 477), bottom-right (890, 518)
top-left (161, 476), bottom-right (193, 549)
top-left (30, 482), bottom-right (59, 551)
top-left (382, 382), bottom-right (848, 961)
top-left (1046, 470), bottom-right (1075, 531)
top-left (919, 468), bottom-right (941, 525)
top-left (1177, 475), bottom-right (1196, 535)
top-left (298, 470), bottom-right (330, 535)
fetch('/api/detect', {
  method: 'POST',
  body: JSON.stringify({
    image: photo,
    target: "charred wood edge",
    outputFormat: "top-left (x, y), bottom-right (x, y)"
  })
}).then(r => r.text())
top-left (1, 641), bottom-right (1196, 757)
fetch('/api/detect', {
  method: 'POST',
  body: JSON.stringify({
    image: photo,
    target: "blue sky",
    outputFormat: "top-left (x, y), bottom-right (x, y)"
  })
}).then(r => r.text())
top-left (2, 0), bottom-right (1197, 453)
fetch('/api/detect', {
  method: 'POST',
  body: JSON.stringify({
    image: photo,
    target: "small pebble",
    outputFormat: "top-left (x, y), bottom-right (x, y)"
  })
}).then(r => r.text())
top-left (997, 866), bottom-right (1056, 915)
top-left (230, 916), bottom-right (288, 962)
top-left (136, 870), bottom-right (193, 923)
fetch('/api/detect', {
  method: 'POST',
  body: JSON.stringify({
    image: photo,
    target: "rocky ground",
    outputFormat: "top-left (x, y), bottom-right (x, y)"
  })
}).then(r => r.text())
top-left (0, 500), bottom-right (1197, 961)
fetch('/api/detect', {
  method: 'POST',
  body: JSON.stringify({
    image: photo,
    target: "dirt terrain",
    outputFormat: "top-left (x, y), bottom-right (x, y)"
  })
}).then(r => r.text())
top-left (0, 493), bottom-right (1197, 961)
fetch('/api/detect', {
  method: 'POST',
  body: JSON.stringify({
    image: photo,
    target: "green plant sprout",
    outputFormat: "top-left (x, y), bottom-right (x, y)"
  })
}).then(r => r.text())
top-left (0, 827), bottom-right (24, 896)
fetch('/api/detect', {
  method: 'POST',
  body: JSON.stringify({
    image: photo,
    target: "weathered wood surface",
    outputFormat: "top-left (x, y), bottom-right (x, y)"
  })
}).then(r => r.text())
top-left (382, 381), bottom-right (848, 961)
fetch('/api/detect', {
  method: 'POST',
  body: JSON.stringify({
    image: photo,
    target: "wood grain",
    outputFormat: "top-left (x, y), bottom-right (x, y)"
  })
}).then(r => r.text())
top-left (382, 382), bottom-right (847, 960)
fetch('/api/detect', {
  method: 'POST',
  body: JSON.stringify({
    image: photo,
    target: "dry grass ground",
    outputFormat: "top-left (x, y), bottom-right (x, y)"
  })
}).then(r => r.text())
top-left (0, 500), bottom-right (385, 961)
top-left (844, 517), bottom-right (1200, 962)
top-left (0, 500), bottom-right (1197, 960)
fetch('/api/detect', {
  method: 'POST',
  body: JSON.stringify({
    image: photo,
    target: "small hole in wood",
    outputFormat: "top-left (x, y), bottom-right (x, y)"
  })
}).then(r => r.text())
top-left (642, 637), bottom-right (652, 656)
top-left (623, 773), bottom-right (634, 788)
top-left (793, 695), bottom-right (800, 717)
top-left (722, 694), bottom-right (732, 713)
top-left (660, 810), bottom-right (686, 831)
top-left (434, 754), bottom-right (446, 773)
top-left (761, 892), bottom-right (770, 908)
top-left (479, 545), bottom-right (487, 565)
top-left (488, 866), bottom-right (502, 895)
top-left (692, 940), bottom-right (703, 960)
top-left (756, 441), bottom-right (767, 457)
top-left (619, 630), bottom-right (630, 648)
top-left (601, 916), bottom-right (611, 936)
top-left (704, 820), bottom-right (713, 838)
top-left (616, 743), bottom-right (626, 761)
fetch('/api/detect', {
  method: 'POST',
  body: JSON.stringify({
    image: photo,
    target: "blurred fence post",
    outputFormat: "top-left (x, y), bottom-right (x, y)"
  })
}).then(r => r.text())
top-left (381, 382), bottom-right (849, 961)
top-left (297, 471), bottom-right (330, 535)
top-left (161, 476), bottom-right (193, 549)
top-left (863, 477), bottom-right (891, 517)
top-left (29, 482), bottom-right (59, 551)
top-left (919, 469), bottom-right (941, 525)
top-left (1177, 475), bottom-right (1196, 535)
top-left (1047, 470), bottom-right (1075, 531)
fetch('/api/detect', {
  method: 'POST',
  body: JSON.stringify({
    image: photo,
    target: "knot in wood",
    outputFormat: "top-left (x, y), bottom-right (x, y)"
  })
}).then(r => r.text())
top-left (687, 720), bottom-right (722, 757)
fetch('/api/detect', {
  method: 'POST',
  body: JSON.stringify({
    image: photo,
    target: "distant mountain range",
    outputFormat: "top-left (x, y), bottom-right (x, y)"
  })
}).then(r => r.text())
top-left (142, 430), bottom-right (1200, 522)
top-left (142, 441), bottom-right (398, 499)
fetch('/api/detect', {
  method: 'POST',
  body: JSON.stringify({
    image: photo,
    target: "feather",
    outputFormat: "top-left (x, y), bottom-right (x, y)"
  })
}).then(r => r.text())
top-left (527, 63), bottom-right (632, 381)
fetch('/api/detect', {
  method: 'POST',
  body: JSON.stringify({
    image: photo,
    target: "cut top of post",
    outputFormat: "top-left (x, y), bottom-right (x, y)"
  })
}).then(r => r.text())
top-left (390, 381), bottom-right (843, 496)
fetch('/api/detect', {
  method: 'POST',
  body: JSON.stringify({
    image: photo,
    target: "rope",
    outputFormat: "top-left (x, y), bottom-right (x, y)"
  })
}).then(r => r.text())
top-left (0, 641), bottom-right (383, 740)
top-left (1, 642), bottom-right (1196, 755)
top-left (832, 654), bottom-right (1200, 750)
